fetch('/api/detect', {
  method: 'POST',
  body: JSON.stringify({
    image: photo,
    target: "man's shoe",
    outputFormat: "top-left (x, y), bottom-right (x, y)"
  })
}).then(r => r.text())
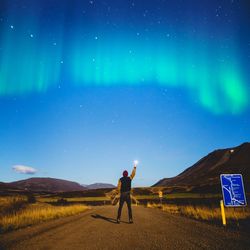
top-left (117, 218), bottom-right (120, 224)
top-left (129, 219), bottom-right (133, 224)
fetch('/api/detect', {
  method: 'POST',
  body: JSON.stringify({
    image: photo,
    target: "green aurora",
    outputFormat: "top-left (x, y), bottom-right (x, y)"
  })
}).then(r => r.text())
top-left (0, 2), bottom-right (248, 115)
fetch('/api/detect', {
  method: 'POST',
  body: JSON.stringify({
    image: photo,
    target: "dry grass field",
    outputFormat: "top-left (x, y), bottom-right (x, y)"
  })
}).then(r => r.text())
top-left (0, 196), bottom-right (27, 215)
top-left (0, 196), bottom-right (88, 233)
top-left (1, 191), bottom-right (249, 233)
top-left (147, 202), bottom-right (250, 223)
top-left (37, 196), bottom-right (110, 203)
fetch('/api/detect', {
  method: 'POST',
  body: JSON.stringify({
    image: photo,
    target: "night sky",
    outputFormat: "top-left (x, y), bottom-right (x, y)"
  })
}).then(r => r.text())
top-left (0, 0), bottom-right (249, 186)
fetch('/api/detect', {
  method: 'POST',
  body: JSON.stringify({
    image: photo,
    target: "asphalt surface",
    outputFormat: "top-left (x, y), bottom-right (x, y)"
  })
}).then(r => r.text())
top-left (0, 205), bottom-right (249, 250)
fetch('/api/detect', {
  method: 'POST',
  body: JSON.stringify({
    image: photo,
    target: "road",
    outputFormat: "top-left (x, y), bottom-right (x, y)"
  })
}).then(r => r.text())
top-left (0, 206), bottom-right (249, 250)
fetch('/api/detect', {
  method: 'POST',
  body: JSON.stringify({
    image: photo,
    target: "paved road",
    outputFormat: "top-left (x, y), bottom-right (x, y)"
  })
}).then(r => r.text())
top-left (0, 206), bottom-right (249, 250)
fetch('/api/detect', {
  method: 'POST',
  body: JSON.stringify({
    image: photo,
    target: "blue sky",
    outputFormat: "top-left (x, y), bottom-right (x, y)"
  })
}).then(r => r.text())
top-left (1, 85), bottom-right (249, 186)
top-left (0, 0), bottom-right (249, 186)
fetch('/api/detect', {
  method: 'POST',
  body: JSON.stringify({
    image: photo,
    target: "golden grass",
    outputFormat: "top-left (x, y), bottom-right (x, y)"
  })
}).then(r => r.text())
top-left (0, 203), bottom-right (88, 233)
top-left (36, 193), bottom-right (222, 203)
top-left (0, 196), bottom-right (27, 206)
top-left (0, 196), bottom-right (27, 215)
top-left (136, 193), bottom-right (221, 200)
top-left (178, 205), bottom-right (250, 221)
top-left (36, 196), bottom-right (109, 203)
top-left (147, 202), bottom-right (250, 221)
top-left (67, 197), bottom-right (109, 202)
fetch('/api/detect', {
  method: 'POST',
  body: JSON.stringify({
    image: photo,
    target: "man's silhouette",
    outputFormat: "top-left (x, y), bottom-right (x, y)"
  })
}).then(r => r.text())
top-left (117, 163), bottom-right (137, 224)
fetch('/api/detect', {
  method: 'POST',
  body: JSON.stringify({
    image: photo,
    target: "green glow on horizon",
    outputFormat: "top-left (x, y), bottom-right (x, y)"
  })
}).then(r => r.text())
top-left (71, 38), bottom-right (248, 115)
top-left (0, 26), bottom-right (248, 114)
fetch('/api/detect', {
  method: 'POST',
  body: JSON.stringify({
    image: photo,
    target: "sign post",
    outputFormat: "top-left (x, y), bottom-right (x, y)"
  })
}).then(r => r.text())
top-left (220, 174), bottom-right (247, 227)
top-left (220, 200), bottom-right (226, 226)
top-left (159, 191), bottom-right (163, 206)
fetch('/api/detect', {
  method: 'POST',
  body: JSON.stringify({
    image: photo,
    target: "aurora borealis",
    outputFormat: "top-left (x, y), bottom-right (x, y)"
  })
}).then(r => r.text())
top-left (0, 0), bottom-right (250, 185)
top-left (0, 0), bottom-right (249, 114)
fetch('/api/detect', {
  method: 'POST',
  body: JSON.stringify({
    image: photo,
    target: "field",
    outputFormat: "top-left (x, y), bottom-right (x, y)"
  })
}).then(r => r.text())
top-left (147, 202), bottom-right (250, 220)
top-left (146, 201), bottom-right (250, 232)
top-left (0, 195), bottom-right (88, 233)
top-left (1, 188), bottom-right (249, 233)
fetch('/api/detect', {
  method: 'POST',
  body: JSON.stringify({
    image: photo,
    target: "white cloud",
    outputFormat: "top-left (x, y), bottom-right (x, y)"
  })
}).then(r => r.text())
top-left (12, 165), bottom-right (37, 174)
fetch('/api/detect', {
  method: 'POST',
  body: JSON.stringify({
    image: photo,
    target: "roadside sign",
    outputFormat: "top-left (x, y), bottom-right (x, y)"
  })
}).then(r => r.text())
top-left (220, 174), bottom-right (247, 207)
top-left (158, 191), bottom-right (163, 198)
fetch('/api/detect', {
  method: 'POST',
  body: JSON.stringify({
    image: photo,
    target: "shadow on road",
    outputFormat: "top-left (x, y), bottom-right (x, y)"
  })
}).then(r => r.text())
top-left (91, 214), bottom-right (118, 224)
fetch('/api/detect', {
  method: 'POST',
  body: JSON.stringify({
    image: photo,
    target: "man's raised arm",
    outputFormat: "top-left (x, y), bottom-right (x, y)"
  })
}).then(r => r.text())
top-left (130, 165), bottom-right (137, 180)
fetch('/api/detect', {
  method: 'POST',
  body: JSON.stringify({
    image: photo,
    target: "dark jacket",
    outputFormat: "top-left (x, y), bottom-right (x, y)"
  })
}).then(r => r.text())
top-left (117, 167), bottom-right (136, 193)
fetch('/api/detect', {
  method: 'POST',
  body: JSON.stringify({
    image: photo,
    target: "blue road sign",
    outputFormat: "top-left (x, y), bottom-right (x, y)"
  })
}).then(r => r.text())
top-left (220, 174), bottom-right (247, 207)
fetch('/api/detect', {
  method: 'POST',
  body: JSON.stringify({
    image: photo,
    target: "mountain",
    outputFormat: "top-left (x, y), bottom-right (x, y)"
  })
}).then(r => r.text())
top-left (10, 177), bottom-right (87, 193)
top-left (0, 182), bottom-right (18, 190)
top-left (153, 142), bottom-right (250, 193)
top-left (0, 182), bottom-right (7, 188)
top-left (82, 183), bottom-right (116, 190)
top-left (0, 181), bottom-right (27, 195)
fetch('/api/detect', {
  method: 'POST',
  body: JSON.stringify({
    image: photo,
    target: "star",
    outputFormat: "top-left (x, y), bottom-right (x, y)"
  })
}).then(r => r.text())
top-left (10, 25), bottom-right (14, 29)
top-left (143, 10), bottom-right (148, 17)
top-left (30, 34), bottom-right (34, 38)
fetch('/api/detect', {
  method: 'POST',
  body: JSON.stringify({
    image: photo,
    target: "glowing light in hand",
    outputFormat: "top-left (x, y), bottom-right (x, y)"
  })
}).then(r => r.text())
top-left (134, 160), bottom-right (139, 166)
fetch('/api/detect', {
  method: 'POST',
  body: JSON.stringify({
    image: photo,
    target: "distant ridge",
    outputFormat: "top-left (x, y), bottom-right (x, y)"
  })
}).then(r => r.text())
top-left (1, 178), bottom-right (116, 193)
top-left (82, 183), bottom-right (116, 190)
top-left (153, 142), bottom-right (250, 193)
top-left (10, 177), bottom-right (87, 192)
top-left (0, 182), bottom-right (20, 191)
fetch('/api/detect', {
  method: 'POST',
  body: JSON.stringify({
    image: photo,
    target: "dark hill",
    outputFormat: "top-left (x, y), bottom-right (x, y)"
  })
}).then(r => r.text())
top-left (153, 142), bottom-right (250, 193)
top-left (82, 183), bottom-right (116, 189)
top-left (10, 177), bottom-right (87, 193)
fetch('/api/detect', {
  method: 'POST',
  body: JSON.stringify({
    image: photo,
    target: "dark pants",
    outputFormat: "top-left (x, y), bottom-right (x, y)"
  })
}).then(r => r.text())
top-left (117, 192), bottom-right (132, 220)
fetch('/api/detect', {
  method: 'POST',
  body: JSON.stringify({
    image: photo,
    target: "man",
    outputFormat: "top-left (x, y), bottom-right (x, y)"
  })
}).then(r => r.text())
top-left (117, 163), bottom-right (137, 224)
